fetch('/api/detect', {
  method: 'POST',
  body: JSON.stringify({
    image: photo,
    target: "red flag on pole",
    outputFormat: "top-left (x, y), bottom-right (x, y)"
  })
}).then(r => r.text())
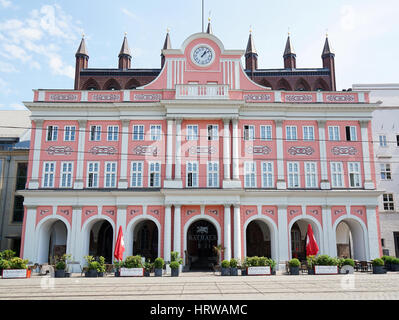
top-left (306, 223), bottom-right (319, 256)
top-left (114, 226), bottom-right (125, 261)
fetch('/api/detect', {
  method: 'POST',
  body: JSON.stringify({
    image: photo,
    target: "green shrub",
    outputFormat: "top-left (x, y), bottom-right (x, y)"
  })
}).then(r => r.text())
top-left (124, 255), bottom-right (143, 268)
top-left (342, 258), bottom-right (355, 267)
top-left (0, 250), bottom-right (16, 260)
top-left (55, 260), bottom-right (66, 271)
top-left (9, 257), bottom-right (28, 269)
top-left (258, 257), bottom-right (267, 267)
top-left (0, 258), bottom-right (11, 270)
top-left (154, 257), bottom-right (164, 269)
top-left (144, 261), bottom-right (153, 271)
top-left (113, 260), bottom-right (124, 269)
top-left (221, 260), bottom-right (230, 268)
top-left (372, 258), bottom-right (384, 266)
top-left (84, 255), bottom-right (99, 270)
top-left (241, 257), bottom-right (249, 269)
top-left (247, 256), bottom-right (259, 267)
top-left (170, 251), bottom-right (183, 264)
top-left (289, 258), bottom-right (300, 267)
top-left (267, 258), bottom-right (277, 269)
top-left (170, 261), bottom-right (180, 269)
top-left (229, 258), bottom-right (238, 268)
top-left (315, 254), bottom-right (338, 266)
top-left (96, 256), bottom-right (106, 272)
top-left (392, 258), bottom-right (399, 265)
top-left (307, 255), bottom-right (316, 268)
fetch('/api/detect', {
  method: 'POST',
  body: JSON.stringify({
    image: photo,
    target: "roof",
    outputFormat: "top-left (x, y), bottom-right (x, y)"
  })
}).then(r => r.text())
top-left (283, 35), bottom-right (295, 56)
top-left (76, 37), bottom-right (88, 57)
top-left (245, 33), bottom-right (257, 55)
top-left (119, 35), bottom-right (131, 57)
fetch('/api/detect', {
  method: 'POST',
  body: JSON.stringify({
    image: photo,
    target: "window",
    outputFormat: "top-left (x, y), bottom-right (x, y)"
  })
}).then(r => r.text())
top-left (260, 125), bottom-right (272, 141)
top-left (12, 196), bottom-right (24, 223)
top-left (149, 162), bottom-right (161, 187)
top-left (90, 125), bottom-right (101, 141)
top-left (379, 135), bottom-right (387, 147)
top-left (42, 162), bottom-right (55, 188)
top-left (286, 126), bottom-right (297, 141)
top-left (105, 162), bottom-right (117, 188)
top-left (304, 162), bottom-right (318, 188)
top-left (186, 161), bottom-right (198, 187)
top-left (64, 126), bottom-right (76, 141)
top-left (243, 125), bottom-right (255, 141)
top-left (87, 162), bottom-right (99, 188)
top-left (0, 159), bottom-right (3, 190)
top-left (348, 162), bottom-right (361, 188)
top-left (383, 194), bottom-right (394, 211)
top-left (207, 125), bottom-right (218, 141)
top-left (150, 125), bottom-right (161, 141)
top-left (207, 161), bottom-right (219, 187)
top-left (330, 162), bottom-right (344, 188)
top-left (60, 162), bottom-right (73, 188)
top-left (133, 125), bottom-right (144, 141)
top-left (287, 162), bottom-right (300, 188)
top-left (397, 135), bottom-right (399, 147)
top-left (15, 162), bottom-right (27, 190)
top-left (303, 126), bottom-right (315, 141)
top-left (107, 126), bottom-right (119, 141)
top-left (46, 125), bottom-right (58, 141)
top-left (345, 126), bottom-right (357, 141)
top-left (186, 125), bottom-right (198, 141)
top-left (244, 161), bottom-right (256, 188)
top-left (328, 126), bottom-right (340, 141)
top-left (131, 161), bottom-right (143, 187)
top-left (261, 161), bottom-right (273, 188)
top-left (380, 163), bottom-right (392, 180)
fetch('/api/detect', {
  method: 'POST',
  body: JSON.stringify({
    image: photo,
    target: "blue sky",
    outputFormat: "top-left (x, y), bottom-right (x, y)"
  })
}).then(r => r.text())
top-left (0, 0), bottom-right (398, 110)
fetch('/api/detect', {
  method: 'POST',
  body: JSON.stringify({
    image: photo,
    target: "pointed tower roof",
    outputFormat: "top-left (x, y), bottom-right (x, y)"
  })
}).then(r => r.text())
top-left (206, 17), bottom-right (213, 34)
top-left (119, 33), bottom-right (131, 57)
top-left (283, 33), bottom-right (295, 57)
top-left (76, 35), bottom-right (88, 57)
top-left (245, 29), bottom-right (257, 55)
top-left (322, 34), bottom-right (334, 57)
top-left (163, 29), bottom-right (172, 50)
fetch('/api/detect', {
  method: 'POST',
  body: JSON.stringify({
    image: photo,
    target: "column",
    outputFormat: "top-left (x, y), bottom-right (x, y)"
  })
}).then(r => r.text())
top-left (166, 119), bottom-right (174, 180)
top-left (275, 119), bottom-right (286, 189)
top-left (118, 120), bottom-right (129, 189)
top-left (74, 119), bottom-right (87, 189)
top-left (232, 119), bottom-right (240, 180)
top-left (224, 204), bottom-right (232, 261)
top-left (21, 206), bottom-right (36, 262)
top-left (360, 120), bottom-right (374, 189)
top-left (233, 205), bottom-right (241, 260)
top-left (71, 206), bottom-right (83, 272)
top-left (28, 120), bottom-right (43, 189)
top-left (223, 119), bottom-right (231, 180)
top-left (366, 206), bottom-right (380, 260)
top-left (321, 205), bottom-right (332, 256)
top-left (175, 119), bottom-right (182, 184)
top-left (173, 205), bottom-right (181, 256)
top-left (277, 205), bottom-right (289, 269)
top-left (318, 120), bottom-right (330, 189)
top-left (164, 205), bottom-right (172, 262)
top-left (116, 206), bottom-right (127, 260)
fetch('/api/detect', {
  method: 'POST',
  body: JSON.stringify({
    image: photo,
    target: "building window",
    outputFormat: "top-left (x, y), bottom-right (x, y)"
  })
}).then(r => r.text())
top-left (286, 126), bottom-right (297, 141)
top-left (261, 161), bottom-right (273, 188)
top-left (149, 162), bottom-right (161, 187)
top-left (60, 162), bottom-right (73, 188)
top-left (287, 162), bottom-right (300, 188)
top-left (186, 161), bottom-right (198, 187)
top-left (328, 126), bottom-right (340, 141)
top-left (330, 162), bottom-right (344, 188)
top-left (42, 162), bottom-right (55, 188)
top-left (348, 162), bottom-right (361, 188)
top-left (46, 125), bottom-right (58, 141)
top-left (90, 125), bottom-right (101, 141)
top-left (260, 125), bottom-right (272, 141)
top-left (345, 126), bottom-right (357, 141)
top-left (243, 125), bottom-right (255, 141)
top-left (397, 135), bottom-right (399, 147)
top-left (0, 159), bottom-right (3, 190)
top-left (207, 161), bottom-right (219, 187)
top-left (303, 126), bottom-right (315, 141)
top-left (207, 125), bottom-right (218, 141)
top-left (12, 195), bottom-right (24, 223)
top-left (104, 162), bottom-right (117, 188)
top-left (131, 161), bottom-right (143, 187)
top-left (132, 125), bottom-right (144, 141)
top-left (380, 163), bottom-right (392, 180)
top-left (64, 126), bottom-right (76, 141)
top-left (383, 193), bottom-right (394, 211)
top-left (379, 135), bottom-right (387, 147)
top-left (244, 161), bottom-right (256, 188)
top-left (186, 125), bottom-right (198, 141)
top-left (15, 162), bottom-right (27, 190)
top-left (87, 162), bottom-right (99, 188)
top-left (305, 162), bottom-right (318, 188)
top-left (107, 126), bottom-right (119, 141)
top-left (150, 125), bottom-right (162, 141)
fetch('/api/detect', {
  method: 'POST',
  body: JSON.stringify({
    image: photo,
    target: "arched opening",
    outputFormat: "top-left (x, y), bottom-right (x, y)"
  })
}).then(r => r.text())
top-left (38, 219), bottom-right (68, 264)
top-left (103, 79), bottom-right (121, 90)
top-left (82, 78), bottom-right (100, 90)
top-left (260, 78), bottom-right (273, 90)
top-left (290, 219), bottom-right (321, 261)
top-left (125, 78), bottom-right (141, 90)
top-left (88, 220), bottom-right (113, 263)
top-left (277, 78), bottom-right (292, 91)
top-left (335, 219), bottom-right (367, 260)
top-left (187, 219), bottom-right (218, 270)
top-left (313, 78), bottom-right (329, 91)
top-left (295, 78), bottom-right (311, 91)
top-left (132, 220), bottom-right (158, 262)
top-left (246, 220), bottom-right (271, 257)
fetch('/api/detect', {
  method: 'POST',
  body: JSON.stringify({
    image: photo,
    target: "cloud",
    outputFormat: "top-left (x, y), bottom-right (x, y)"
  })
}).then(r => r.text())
top-left (0, 0), bottom-right (11, 8)
top-left (0, 61), bottom-right (17, 73)
top-left (121, 8), bottom-right (142, 22)
top-left (49, 55), bottom-right (74, 79)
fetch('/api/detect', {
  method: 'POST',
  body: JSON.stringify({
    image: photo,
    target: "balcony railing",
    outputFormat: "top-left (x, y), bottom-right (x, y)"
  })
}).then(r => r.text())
top-left (175, 84), bottom-right (229, 100)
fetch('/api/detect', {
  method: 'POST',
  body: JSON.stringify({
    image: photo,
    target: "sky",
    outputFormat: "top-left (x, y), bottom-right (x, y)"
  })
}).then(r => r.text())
top-left (0, 0), bottom-right (398, 110)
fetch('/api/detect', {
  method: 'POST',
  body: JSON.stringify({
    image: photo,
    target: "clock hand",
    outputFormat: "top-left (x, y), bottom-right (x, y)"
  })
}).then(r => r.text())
top-left (201, 49), bottom-right (208, 58)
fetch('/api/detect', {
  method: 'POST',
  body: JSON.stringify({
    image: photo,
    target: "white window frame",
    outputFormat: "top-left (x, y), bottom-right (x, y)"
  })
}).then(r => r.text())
top-left (348, 162), bottom-right (361, 188)
top-left (287, 162), bottom-right (300, 188)
top-left (87, 162), bottom-right (99, 188)
top-left (243, 125), bottom-right (255, 141)
top-left (382, 193), bottom-right (395, 211)
top-left (304, 162), bottom-right (318, 188)
top-left (148, 161), bottom-right (161, 187)
top-left (90, 125), bottom-right (101, 141)
top-left (132, 125), bottom-right (144, 141)
top-left (303, 126), bottom-right (315, 141)
top-left (64, 126), bottom-right (76, 142)
top-left (207, 161), bottom-right (219, 187)
top-left (330, 162), bottom-right (344, 188)
top-left (60, 162), bottom-right (73, 188)
top-left (286, 126), bottom-right (297, 141)
top-left (186, 125), bottom-right (198, 141)
top-left (328, 126), bottom-right (340, 141)
top-left (131, 161), bottom-right (144, 188)
top-left (104, 161), bottom-right (117, 188)
top-left (261, 161), bottom-right (274, 188)
top-left (244, 161), bottom-right (256, 188)
top-left (207, 125), bottom-right (219, 141)
top-left (150, 125), bottom-right (162, 141)
top-left (379, 135), bottom-right (387, 147)
top-left (42, 162), bottom-right (56, 188)
top-left (107, 126), bottom-right (119, 141)
top-left (260, 125), bottom-right (272, 141)
top-left (46, 125), bottom-right (58, 141)
top-left (186, 161), bottom-right (199, 188)
top-left (380, 163), bottom-right (391, 180)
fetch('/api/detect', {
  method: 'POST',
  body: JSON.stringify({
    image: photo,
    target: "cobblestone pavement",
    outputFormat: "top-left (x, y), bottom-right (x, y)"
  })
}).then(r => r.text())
top-left (1, 271), bottom-right (399, 300)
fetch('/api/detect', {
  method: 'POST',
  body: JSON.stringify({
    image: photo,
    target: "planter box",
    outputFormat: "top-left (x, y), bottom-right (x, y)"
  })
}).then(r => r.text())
top-left (241, 269), bottom-right (247, 276)
top-left (144, 270), bottom-right (150, 277)
top-left (154, 268), bottom-right (163, 277)
top-left (314, 265), bottom-right (338, 275)
top-left (289, 266), bottom-right (300, 275)
top-left (2, 269), bottom-right (31, 279)
top-left (171, 268), bottom-right (179, 277)
top-left (120, 268), bottom-right (144, 277)
top-left (247, 266), bottom-right (271, 276)
top-left (221, 267), bottom-right (230, 276)
top-left (54, 270), bottom-right (65, 278)
top-left (392, 264), bottom-right (399, 272)
top-left (85, 270), bottom-right (98, 277)
top-left (372, 266), bottom-right (386, 274)
top-left (230, 267), bottom-right (238, 276)
top-left (97, 272), bottom-right (104, 277)
top-left (308, 268), bottom-right (315, 275)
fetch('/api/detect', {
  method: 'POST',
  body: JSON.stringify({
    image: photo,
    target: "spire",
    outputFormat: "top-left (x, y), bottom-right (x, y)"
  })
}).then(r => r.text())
top-left (283, 32), bottom-right (296, 69)
top-left (322, 33), bottom-right (334, 57)
top-left (283, 33), bottom-right (295, 56)
top-left (75, 34), bottom-right (88, 57)
top-left (206, 17), bottom-right (212, 34)
top-left (74, 34), bottom-right (89, 90)
top-left (245, 28), bottom-right (258, 72)
top-left (163, 29), bottom-right (172, 50)
top-left (118, 32), bottom-right (131, 69)
top-left (321, 33), bottom-right (336, 91)
top-left (245, 28), bottom-right (257, 55)
top-left (119, 32), bottom-right (131, 57)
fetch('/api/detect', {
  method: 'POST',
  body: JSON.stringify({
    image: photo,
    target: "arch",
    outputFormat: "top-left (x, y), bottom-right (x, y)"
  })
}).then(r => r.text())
top-left (313, 78), bottom-right (329, 91)
top-left (103, 78), bottom-right (121, 90)
top-left (81, 78), bottom-right (100, 90)
top-left (294, 78), bottom-right (311, 91)
top-left (125, 78), bottom-right (141, 89)
top-left (259, 78), bottom-right (273, 90)
top-left (243, 215), bottom-right (278, 261)
top-left (276, 78), bottom-right (292, 91)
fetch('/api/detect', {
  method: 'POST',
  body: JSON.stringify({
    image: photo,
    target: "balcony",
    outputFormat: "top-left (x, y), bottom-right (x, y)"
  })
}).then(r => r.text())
top-left (175, 84), bottom-right (229, 100)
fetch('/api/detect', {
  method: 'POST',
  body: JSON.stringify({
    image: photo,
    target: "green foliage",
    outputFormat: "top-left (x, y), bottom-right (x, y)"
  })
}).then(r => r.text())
top-left (258, 257), bottom-right (268, 267)
top-left (267, 258), bottom-right (277, 269)
top-left (392, 258), bottom-right (399, 265)
top-left (96, 256), bottom-right (106, 272)
top-left (230, 258), bottom-right (238, 268)
top-left (124, 256), bottom-right (143, 268)
top-left (154, 257), bottom-right (164, 269)
top-left (113, 260), bottom-right (124, 269)
top-left (0, 250), bottom-right (16, 260)
top-left (170, 251), bottom-right (183, 265)
top-left (54, 254), bottom-right (72, 270)
top-left (341, 258), bottom-right (355, 267)
top-left (221, 260), bottom-right (230, 268)
top-left (372, 258), bottom-right (384, 266)
top-left (9, 257), bottom-right (28, 269)
top-left (55, 261), bottom-right (66, 271)
top-left (289, 258), bottom-right (300, 267)
top-left (0, 259), bottom-right (11, 270)
top-left (315, 254), bottom-right (339, 266)
top-left (307, 255), bottom-right (316, 268)
top-left (84, 255), bottom-right (99, 270)
top-left (382, 256), bottom-right (395, 263)
top-left (170, 261), bottom-right (180, 269)
top-left (241, 257), bottom-right (249, 269)
top-left (144, 261), bottom-right (153, 271)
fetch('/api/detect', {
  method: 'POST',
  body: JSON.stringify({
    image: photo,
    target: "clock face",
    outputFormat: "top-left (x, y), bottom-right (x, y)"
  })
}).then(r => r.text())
top-left (192, 45), bottom-right (214, 66)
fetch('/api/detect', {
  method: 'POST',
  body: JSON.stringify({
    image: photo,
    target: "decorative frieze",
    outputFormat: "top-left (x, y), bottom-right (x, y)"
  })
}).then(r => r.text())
top-left (282, 93), bottom-right (315, 103)
top-left (88, 92), bottom-right (122, 102)
top-left (133, 93), bottom-right (162, 102)
top-left (323, 93), bottom-right (357, 103)
top-left (246, 145), bottom-right (271, 155)
top-left (243, 93), bottom-right (273, 103)
top-left (46, 146), bottom-right (73, 156)
top-left (133, 145), bottom-right (158, 156)
top-left (287, 146), bottom-right (315, 155)
top-left (89, 146), bottom-right (117, 155)
top-left (331, 146), bottom-right (357, 156)
top-left (189, 146), bottom-right (216, 155)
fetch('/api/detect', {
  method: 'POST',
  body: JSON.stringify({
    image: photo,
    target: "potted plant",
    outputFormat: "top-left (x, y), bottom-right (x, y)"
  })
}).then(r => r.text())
top-left (97, 256), bottom-right (106, 277)
top-left (84, 255), bottom-right (99, 277)
top-left (154, 257), bottom-right (164, 277)
top-left (113, 260), bottom-right (123, 277)
top-left (289, 258), bottom-right (300, 275)
top-left (306, 255), bottom-right (316, 275)
top-left (314, 254), bottom-right (339, 274)
top-left (382, 256), bottom-right (394, 271)
top-left (170, 251), bottom-right (183, 277)
top-left (241, 257), bottom-right (248, 276)
top-left (247, 256), bottom-right (272, 275)
top-left (339, 258), bottom-right (355, 274)
top-left (392, 258), bottom-right (399, 272)
top-left (121, 255), bottom-right (144, 277)
top-left (221, 259), bottom-right (230, 276)
top-left (144, 261), bottom-right (153, 277)
top-left (372, 258), bottom-right (386, 274)
top-left (230, 258), bottom-right (238, 276)
top-left (213, 245), bottom-right (225, 266)
top-left (0, 250), bottom-right (30, 279)
top-left (54, 256), bottom-right (66, 278)
top-left (268, 258), bottom-right (277, 275)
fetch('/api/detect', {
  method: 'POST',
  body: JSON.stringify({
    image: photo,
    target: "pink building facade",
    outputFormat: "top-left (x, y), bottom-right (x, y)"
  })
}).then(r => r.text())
top-left (20, 32), bottom-right (382, 271)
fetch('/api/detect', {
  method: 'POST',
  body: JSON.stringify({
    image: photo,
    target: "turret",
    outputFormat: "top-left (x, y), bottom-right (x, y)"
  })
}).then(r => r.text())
top-left (322, 34), bottom-right (336, 91)
top-left (161, 29), bottom-right (172, 68)
top-left (118, 32), bottom-right (131, 70)
top-left (283, 33), bottom-right (296, 69)
top-left (245, 29), bottom-right (258, 72)
top-left (74, 35), bottom-right (89, 90)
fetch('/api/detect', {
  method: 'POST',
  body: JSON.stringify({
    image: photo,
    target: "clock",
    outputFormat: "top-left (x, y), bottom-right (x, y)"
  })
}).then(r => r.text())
top-left (191, 45), bottom-right (214, 66)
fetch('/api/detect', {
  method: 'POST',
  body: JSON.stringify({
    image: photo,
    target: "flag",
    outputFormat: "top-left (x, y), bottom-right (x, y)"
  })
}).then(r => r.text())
top-left (306, 223), bottom-right (319, 256)
top-left (114, 226), bottom-right (125, 261)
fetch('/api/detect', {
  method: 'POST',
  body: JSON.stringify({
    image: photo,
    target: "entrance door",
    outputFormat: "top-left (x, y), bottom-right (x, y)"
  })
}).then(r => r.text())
top-left (187, 220), bottom-right (218, 270)
top-left (394, 232), bottom-right (399, 258)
